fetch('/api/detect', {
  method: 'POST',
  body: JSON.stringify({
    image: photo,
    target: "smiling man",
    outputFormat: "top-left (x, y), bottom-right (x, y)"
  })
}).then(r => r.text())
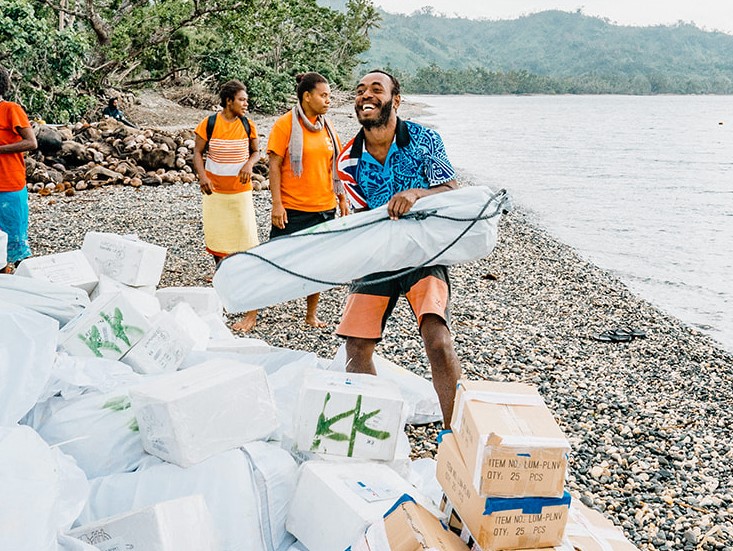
top-left (336, 69), bottom-right (461, 424)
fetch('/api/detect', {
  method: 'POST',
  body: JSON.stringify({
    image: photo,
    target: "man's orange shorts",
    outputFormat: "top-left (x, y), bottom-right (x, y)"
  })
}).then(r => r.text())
top-left (336, 265), bottom-right (451, 340)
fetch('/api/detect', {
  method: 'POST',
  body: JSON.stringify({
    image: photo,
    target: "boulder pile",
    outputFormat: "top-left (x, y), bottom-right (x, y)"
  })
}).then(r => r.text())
top-left (27, 120), bottom-right (270, 196)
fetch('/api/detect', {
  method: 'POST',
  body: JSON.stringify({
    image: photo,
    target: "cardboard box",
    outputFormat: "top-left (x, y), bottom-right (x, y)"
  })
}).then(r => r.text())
top-left (156, 286), bottom-right (223, 317)
top-left (286, 461), bottom-right (439, 551)
top-left (450, 381), bottom-right (570, 497)
top-left (15, 250), bottom-right (99, 293)
top-left (351, 495), bottom-right (469, 551)
top-left (67, 495), bottom-right (219, 550)
top-left (82, 231), bottom-right (166, 287)
top-left (565, 501), bottom-right (640, 550)
top-left (295, 369), bottom-right (405, 461)
top-left (121, 310), bottom-right (195, 374)
top-left (130, 359), bottom-right (279, 467)
top-left (440, 495), bottom-right (574, 551)
top-left (58, 292), bottom-right (151, 360)
top-left (436, 431), bottom-right (570, 551)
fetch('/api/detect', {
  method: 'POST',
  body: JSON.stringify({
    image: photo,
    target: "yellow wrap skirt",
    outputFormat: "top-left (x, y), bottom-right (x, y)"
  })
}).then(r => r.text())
top-left (202, 190), bottom-right (259, 257)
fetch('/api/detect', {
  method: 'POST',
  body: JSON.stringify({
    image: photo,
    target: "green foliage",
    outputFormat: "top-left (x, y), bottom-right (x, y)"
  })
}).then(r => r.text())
top-left (365, 9), bottom-right (733, 95)
top-left (10, 0), bottom-right (378, 116)
top-left (200, 0), bottom-right (380, 112)
top-left (0, 0), bottom-right (92, 122)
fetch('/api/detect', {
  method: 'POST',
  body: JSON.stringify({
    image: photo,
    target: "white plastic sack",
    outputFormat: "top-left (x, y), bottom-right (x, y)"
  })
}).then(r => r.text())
top-left (0, 426), bottom-right (89, 551)
top-left (0, 303), bottom-right (59, 425)
top-left (25, 389), bottom-right (146, 479)
top-left (330, 344), bottom-right (441, 426)
top-left (0, 274), bottom-right (90, 326)
top-left (214, 186), bottom-right (508, 312)
top-left (35, 354), bottom-right (143, 403)
top-left (77, 442), bottom-right (298, 551)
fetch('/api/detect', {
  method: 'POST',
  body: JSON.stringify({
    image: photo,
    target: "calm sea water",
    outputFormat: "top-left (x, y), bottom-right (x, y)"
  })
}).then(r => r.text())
top-left (411, 94), bottom-right (733, 351)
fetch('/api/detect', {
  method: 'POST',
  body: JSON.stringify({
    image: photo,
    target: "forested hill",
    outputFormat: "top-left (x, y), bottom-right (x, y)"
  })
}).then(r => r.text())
top-left (361, 9), bottom-right (733, 94)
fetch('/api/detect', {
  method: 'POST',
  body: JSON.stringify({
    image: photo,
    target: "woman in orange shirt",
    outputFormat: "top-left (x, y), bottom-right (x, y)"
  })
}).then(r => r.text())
top-left (267, 72), bottom-right (348, 328)
top-left (0, 66), bottom-right (37, 273)
top-left (193, 80), bottom-right (260, 331)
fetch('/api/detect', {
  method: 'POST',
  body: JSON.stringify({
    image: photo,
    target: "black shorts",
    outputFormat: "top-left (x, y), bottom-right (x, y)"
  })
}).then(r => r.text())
top-left (269, 208), bottom-right (336, 239)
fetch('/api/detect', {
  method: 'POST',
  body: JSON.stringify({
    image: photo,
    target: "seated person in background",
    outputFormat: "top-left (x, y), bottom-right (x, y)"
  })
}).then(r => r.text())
top-left (102, 97), bottom-right (137, 128)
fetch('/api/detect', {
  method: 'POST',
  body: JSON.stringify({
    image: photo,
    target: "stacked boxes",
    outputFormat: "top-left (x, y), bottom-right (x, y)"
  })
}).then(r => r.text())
top-left (436, 380), bottom-right (572, 550)
top-left (437, 431), bottom-right (570, 551)
top-left (450, 381), bottom-right (570, 498)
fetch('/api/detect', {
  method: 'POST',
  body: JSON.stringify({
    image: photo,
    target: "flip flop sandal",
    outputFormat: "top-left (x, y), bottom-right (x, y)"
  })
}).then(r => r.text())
top-left (593, 329), bottom-right (633, 343)
top-left (620, 327), bottom-right (647, 339)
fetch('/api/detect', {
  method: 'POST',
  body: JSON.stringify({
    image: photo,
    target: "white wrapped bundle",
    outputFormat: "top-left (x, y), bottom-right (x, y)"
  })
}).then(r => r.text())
top-left (214, 186), bottom-right (508, 312)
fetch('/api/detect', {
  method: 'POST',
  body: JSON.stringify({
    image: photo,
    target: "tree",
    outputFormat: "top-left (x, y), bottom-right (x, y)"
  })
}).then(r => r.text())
top-left (0, 0), bottom-right (91, 121)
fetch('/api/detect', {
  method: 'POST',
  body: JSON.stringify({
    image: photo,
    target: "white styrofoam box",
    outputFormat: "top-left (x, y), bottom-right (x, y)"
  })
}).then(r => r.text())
top-left (82, 231), bottom-right (167, 287)
top-left (295, 369), bottom-right (405, 461)
top-left (206, 337), bottom-right (271, 355)
top-left (77, 444), bottom-right (297, 551)
top-left (284, 430), bottom-right (412, 480)
top-left (59, 292), bottom-right (151, 360)
top-left (200, 313), bottom-right (236, 341)
top-left (286, 461), bottom-right (437, 551)
top-left (91, 274), bottom-right (160, 319)
top-left (0, 229), bottom-right (7, 266)
top-left (121, 310), bottom-right (195, 375)
top-left (156, 287), bottom-right (224, 317)
top-left (15, 250), bottom-right (99, 293)
top-left (171, 302), bottom-right (210, 351)
top-left (330, 344), bottom-right (441, 425)
top-left (68, 495), bottom-right (219, 551)
top-left (130, 359), bottom-right (279, 467)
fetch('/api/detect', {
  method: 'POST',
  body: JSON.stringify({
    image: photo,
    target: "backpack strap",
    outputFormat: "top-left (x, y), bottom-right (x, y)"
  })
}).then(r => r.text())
top-left (239, 116), bottom-right (251, 137)
top-left (204, 114), bottom-right (252, 153)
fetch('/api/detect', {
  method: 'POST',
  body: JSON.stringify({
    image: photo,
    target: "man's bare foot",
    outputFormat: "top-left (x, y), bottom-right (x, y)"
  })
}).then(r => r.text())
top-left (232, 310), bottom-right (257, 332)
top-left (305, 315), bottom-right (327, 328)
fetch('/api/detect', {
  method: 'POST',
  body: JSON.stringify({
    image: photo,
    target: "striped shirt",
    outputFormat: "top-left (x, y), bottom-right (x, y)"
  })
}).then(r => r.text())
top-left (195, 114), bottom-right (257, 193)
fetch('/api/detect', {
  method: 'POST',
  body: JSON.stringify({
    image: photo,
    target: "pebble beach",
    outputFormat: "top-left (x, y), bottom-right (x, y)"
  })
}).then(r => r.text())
top-left (26, 99), bottom-right (733, 551)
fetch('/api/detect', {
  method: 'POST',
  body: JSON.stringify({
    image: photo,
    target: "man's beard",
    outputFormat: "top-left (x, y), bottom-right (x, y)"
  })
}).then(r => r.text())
top-left (357, 98), bottom-right (393, 130)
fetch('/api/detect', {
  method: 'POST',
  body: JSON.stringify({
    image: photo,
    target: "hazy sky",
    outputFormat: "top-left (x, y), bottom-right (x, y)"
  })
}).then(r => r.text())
top-left (372, 0), bottom-right (733, 34)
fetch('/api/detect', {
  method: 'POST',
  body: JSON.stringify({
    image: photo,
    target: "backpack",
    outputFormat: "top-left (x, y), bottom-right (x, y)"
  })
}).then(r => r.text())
top-left (204, 114), bottom-right (252, 152)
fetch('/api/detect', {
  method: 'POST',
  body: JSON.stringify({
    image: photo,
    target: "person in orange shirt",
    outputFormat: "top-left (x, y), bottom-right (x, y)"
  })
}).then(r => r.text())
top-left (267, 72), bottom-right (348, 328)
top-left (193, 80), bottom-right (260, 331)
top-left (0, 66), bottom-right (37, 273)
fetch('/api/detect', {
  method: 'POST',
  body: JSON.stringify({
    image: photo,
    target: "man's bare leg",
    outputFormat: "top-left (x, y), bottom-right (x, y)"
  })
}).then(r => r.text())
top-left (232, 310), bottom-right (257, 332)
top-left (420, 314), bottom-right (461, 426)
top-left (345, 336), bottom-right (378, 375)
top-left (305, 293), bottom-right (327, 328)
